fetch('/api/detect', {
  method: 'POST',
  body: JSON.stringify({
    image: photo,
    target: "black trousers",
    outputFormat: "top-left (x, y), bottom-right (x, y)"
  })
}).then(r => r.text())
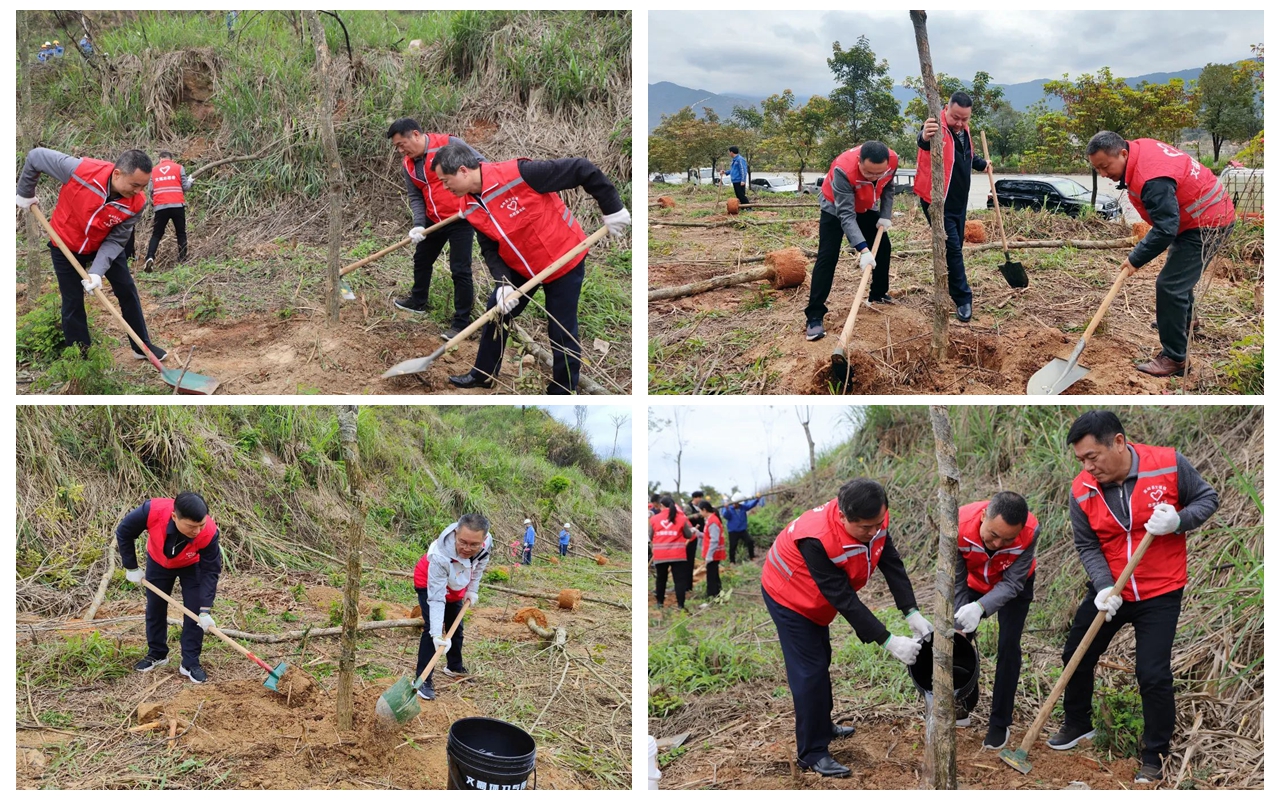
top-left (956, 573), bottom-right (1036, 729)
top-left (145, 206), bottom-right (188, 263)
top-left (705, 560), bottom-right (722, 597)
top-left (49, 243), bottom-right (155, 356)
top-left (1061, 583), bottom-right (1183, 767)
top-left (919, 200), bottom-right (972, 307)
top-left (764, 585), bottom-right (835, 766)
top-left (728, 529), bottom-right (755, 563)
top-left (415, 591), bottom-right (465, 683)
top-left (559, 542), bottom-right (568, 556)
top-left (804, 208), bottom-right (893, 322)
top-left (733, 182), bottom-right (750, 205)
top-left (471, 259), bottom-right (585, 394)
top-left (654, 561), bottom-right (690, 609)
top-left (409, 220), bottom-right (475, 326)
top-left (1154, 225), bottom-right (1232, 362)
top-left (144, 560), bottom-right (208, 668)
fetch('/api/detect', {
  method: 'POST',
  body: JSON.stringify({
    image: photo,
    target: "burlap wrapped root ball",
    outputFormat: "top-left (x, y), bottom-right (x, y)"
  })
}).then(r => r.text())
top-left (557, 589), bottom-right (583, 610)
top-left (594, 554), bottom-right (608, 566)
top-left (764, 248), bottom-right (808, 289)
top-left (1132, 221), bottom-right (1152, 240)
top-left (727, 198), bottom-right (741, 215)
top-left (657, 196), bottom-right (676, 208)
top-left (513, 607), bottom-right (548, 627)
top-left (964, 220), bottom-right (987, 243)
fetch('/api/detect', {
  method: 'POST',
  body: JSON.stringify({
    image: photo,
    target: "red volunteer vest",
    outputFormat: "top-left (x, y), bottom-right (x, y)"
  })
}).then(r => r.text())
top-left (821, 146), bottom-right (899, 213)
top-left (702, 512), bottom-right (727, 562)
top-left (913, 109), bottom-right (970, 205)
top-left (412, 552), bottom-right (466, 601)
top-left (1123, 139), bottom-right (1235, 233)
top-left (50, 158), bottom-right (147, 255)
top-left (144, 497), bottom-right (217, 570)
top-left (150, 158), bottom-right (185, 206)
top-left (957, 501), bottom-right (1038, 594)
top-left (405, 133), bottom-right (464, 223)
top-left (1072, 442), bottom-right (1185, 602)
top-left (761, 499), bottom-right (890, 626)
top-left (649, 510), bottom-right (690, 564)
top-left (459, 159), bottom-right (587, 283)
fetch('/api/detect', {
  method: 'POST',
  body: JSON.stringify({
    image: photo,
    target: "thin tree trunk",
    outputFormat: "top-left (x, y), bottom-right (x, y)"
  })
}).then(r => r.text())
top-left (911, 11), bottom-right (950, 361)
top-left (926, 405), bottom-right (960, 789)
top-left (335, 404), bottom-right (363, 731)
top-left (307, 11), bottom-right (344, 325)
top-left (18, 12), bottom-right (44, 310)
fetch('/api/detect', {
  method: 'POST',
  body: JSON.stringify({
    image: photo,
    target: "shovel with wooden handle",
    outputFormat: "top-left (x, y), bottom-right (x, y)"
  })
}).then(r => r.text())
top-left (375, 599), bottom-right (470, 724)
top-left (1000, 530), bottom-right (1157, 774)
top-left (140, 578), bottom-right (288, 692)
top-left (382, 226), bottom-right (609, 379)
top-left (339, 213), bottom-right (462, 300)
top-left (829, 227), bottom-right (885, 392)
top-left (980, 131), bottom-right (1028, 288)
top-left (30, 206), bottom-right (220, 395)
top-left (1027, 264), bottom-right (1135, 395)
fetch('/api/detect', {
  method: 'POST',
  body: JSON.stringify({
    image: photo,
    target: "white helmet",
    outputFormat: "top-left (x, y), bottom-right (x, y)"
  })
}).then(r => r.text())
top-left (563, 522), bottom-right (571, 529)
top-left (733, 492), bottom-right (745, 503)
top-left (523, 518), bottom-right (532, 525)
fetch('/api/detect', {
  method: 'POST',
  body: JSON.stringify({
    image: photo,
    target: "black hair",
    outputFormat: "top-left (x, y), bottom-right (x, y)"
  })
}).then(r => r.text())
top-left (173, 491), bottom-right (208, 522)
top-left (115, 149), bottom-right (152, 174)
top-left (650, 493), bottom-right (660, 504)
top-left (431, 143), bottom-right (481, 174)
top-left (949, 91), bottom-right (973, 108)
top-left (987, 491), bottom-right (1029, 529)
top-left (1087, 131), bottom-right (1127, 157)
top-left (458, 512), bottom-right (490, 534)
top-left (157, 150), bottom-right (173, 160)
top-left (386, 117), bottom-right (423, 139)
top-left (837, 478), bottom-right (888, 522)
top-left (860, 141), bottom-right (890, 165)
top-left (660, 494), bottom-right (677, 523)
top-left (1066, 410), bottom-right (1126, 446)
top-left (691, 490), bottom-right (705, 498)
top-left (728, 146), bottom-right (740, 154)
top-left (697, 500), bottom-right (716, 514)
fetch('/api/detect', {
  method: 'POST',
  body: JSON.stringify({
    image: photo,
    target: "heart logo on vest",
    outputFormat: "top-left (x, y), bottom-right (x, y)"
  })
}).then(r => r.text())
top-left (159, 165), bottom-right (172, 175)
top-left (1143, 485), bottom-right (1167, 504)
top-left (501, 197), bottom-right (521, 213)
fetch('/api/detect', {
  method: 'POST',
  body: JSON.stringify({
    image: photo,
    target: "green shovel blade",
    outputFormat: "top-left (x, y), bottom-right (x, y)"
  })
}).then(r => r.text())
top-left (375, 676), bottom-right (421, 724)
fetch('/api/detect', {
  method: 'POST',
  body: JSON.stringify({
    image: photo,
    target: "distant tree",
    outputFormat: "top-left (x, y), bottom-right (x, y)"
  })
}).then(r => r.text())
top-left (762, 90), bottom-right (831, 190)
top-left (1196, 61), bottom-right (1262, 161)
top-left (903, 70), bottom-right (1005, 127)
top-left (826, 36), bottom-right (902, 155)
top-left (985, 104), bottom-right (1036, 159)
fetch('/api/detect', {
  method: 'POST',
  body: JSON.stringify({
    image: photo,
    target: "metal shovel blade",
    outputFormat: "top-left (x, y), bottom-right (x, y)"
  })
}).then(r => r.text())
top-left (999, 747), bottom-right (1033, 774)
top-left (161, 366), bottom-right (220, 395)
top-left (340, 278), bottom-right (356, 302)
top-left (1026, 357), bottom-right (1090, 395)
top-left (375, 676), bottom-right (421, 724)
top-left (262, 661), bottom-right (289, 692)
top-left (382, 349), bottom-right (443, 379)
top-left (998, 256), bottom-right (1029, 289)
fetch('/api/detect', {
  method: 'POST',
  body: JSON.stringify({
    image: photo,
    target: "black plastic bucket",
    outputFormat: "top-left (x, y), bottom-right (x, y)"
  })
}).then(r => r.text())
top-left (908, 634), bottom-right (979, 700)
top-left (446, 717), bottom-right (537, 790)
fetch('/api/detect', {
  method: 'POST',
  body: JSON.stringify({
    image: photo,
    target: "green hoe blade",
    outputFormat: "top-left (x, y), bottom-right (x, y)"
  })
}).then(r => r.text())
top-left (999, 747), bottom-right (1032, 774)
top-left (262, 661), bottom-right (289, 692)
top-left (375, 676), bottom-right (421, 725)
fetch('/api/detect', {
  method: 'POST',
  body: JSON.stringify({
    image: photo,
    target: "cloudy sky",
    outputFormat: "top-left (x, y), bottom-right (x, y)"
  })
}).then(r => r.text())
top-left (649, 10), bottom-right (1263, 97)
top-left (648, 405), bottom-right (862, 497)
top-left (540, 405), bottom-right (632, 462)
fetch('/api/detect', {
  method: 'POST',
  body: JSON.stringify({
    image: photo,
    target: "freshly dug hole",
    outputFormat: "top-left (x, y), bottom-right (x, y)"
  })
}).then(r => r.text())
top-left (765, 248), bottom-right (808, 289)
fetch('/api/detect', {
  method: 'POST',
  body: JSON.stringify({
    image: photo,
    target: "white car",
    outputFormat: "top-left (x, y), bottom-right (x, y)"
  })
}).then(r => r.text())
top-left (750, 176), bottom-right (800, 194)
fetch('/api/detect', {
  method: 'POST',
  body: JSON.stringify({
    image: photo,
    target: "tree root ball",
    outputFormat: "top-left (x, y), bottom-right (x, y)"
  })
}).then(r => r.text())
top-left (657, 196), bottom-right (676, 208)
top-left (409, 605), bottom-right (422, 619)
top-left (727, 198), bottom-right (741, 215)
top-left (557, 589), bottom-right (583, 610)
top-left (594, 554), bottom-right (608, 566)
top-left (964, 220), bottom-right (987, 243)
top-left (549, 555), bottom-right (560, 564)
top-left (513, 606), bottom-right (548, 627)
top-left (1133, 221), bottom-right (1152, 240)
top-left (272, 668), bottom-right (316, 706)
top-left (765, 248), bottom-right (809, 289)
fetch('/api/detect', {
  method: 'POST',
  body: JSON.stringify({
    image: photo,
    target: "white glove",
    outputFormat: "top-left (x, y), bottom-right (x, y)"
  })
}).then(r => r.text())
top-left (1145, 503), bottom-right (1180, 536)
top-left (603, 208), bottom-right (632, 236)
top-left (1095, 589), bottom-right (1122, 622)
top-left (15, 195), bottom-right (37, 210)
top-left (433, 635), bottom-right (452, 654)
top-left (954, 601), bottom-right (984, 634)
top-left (409, 225), bottom-right (428, 243)
top-left (82, 274), bottom-right (103, 294)
top-left (197, 612), bottom-right (216, 631)
top-left (876, 218), bottom-right (892, 230)
top-left (858, 250), bottom-right (876, 270)
top-left (465, 591), bottom-right (478, 609)
top-left (906, 609), bottom-right (934, 640)
top-left (494, 285), bottom-right (521, 315)
top-left (125, 568), bottom-right (143, 584)
top-left (883, 634), bottom-right (922, 665)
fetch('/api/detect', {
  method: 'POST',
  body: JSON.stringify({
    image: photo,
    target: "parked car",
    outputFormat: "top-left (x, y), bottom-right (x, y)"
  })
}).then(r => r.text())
top-left (750, 176), bottom-right (800, 194)
top-left (801, 176), bottom-right (824, 195)
top-left (1220, 166), bottom-right (1263, 218)
top-left (893, 168), bottom-right (916, 190)
top-left (987, 176), bottom-right (1121, 220)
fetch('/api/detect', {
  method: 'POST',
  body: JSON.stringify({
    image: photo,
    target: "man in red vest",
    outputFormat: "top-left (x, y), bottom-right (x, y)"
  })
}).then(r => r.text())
top-left (143, 149), bottom-right (193, 271)
top-left (803, 141), bottom-right (898, 342)
top-left (1086, 132), bottom-right (1236, 378)
top-left (115, 493), bottom-right (222, 683)
top-left (17, 147), bottom-right (168, 362)
top-left (1049, 410), bottom-right (1219, 783)
top-left (914, 92), bottom-right (990, 323)
top-left (760, 478), bottom-right (932, 778)
top-left (412, 514), bottom-right (491, 700)
top-left (952, 492), bottom-right (1039, 751)
top-left (431, 143), bottom-right (631, 394)
top-left (387, 119), bottom-right (484, 339)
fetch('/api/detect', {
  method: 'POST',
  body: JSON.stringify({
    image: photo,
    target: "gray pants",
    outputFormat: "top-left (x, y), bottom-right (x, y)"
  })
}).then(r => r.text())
top-left (1155, 224), bottom-right (1232, 362)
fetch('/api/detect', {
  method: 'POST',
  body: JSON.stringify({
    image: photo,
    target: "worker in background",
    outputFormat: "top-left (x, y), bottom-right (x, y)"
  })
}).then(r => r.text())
top-left (685, 490), bottom-right (706, 589)
top-left (521, 518), bottom-right (535, 565)
top-left (722, 146), bottom-right (750, 207)
top-left (649, 493), bottom-right (661, 516)
top-left (558, 522), bottom-right (571, 557)
top-left (699, 500), bottom-right (726, 598)
top-left (412, 513), bottom-right (491, 700)
top-left (649, 495), bottom-right (695, 611)
top-left (720, 492), bottom-right (763, 564)
top-left (144, 149), bottom-right (193, 271)
top-left (38, 41), bottom-right (54, 62)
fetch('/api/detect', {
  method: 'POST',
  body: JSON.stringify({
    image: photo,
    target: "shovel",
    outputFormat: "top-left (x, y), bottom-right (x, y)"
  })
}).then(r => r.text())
top-left (829, 227), bottom-right (885, 392)
top-left (382, 226), bottom-right (609, 379)
top-left (140, 578), bottom-right (288, 692)
top-left (1027, 264), bottom-right (1134, 395)
top-left (376, 599), bottom-right (470, 724)
top-left (1000, 530), bottom-right (1156, 774)
top-left (339, 213), bottom-right (462, 301)
top-left (979, 131), bottom-right (1029, 289)
top-left (30, 206), bottom-right (220, 395)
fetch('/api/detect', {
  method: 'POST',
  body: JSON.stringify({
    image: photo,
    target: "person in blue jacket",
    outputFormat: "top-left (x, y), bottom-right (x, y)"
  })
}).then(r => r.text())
top-left (723, 146), bottom-right (750, 208)
top-left (522, 518), bottom-right (536, 565)
top-left (719, 492), bottom-right (764, 563)
top-left (558, 523), bottom-right (571, 557)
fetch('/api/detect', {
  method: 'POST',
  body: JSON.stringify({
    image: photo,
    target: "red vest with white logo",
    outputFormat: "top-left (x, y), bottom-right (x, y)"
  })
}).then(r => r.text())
top-left (150, 158), bottom-right (185, 206)
top-left (1123, 138), bottom-right (1235, 233)
top-left (144, 497), bottom-right (217, 570)
top-left (412, 553), bottom-right (466, 601)
top-left (649, 510), bottom-right (690, 564)
top-left (913, 109), bottom-right (971, 205)
top-left (460, 159), bottom-right (587, 283)
top-left (50, 158), bottom-right (147, 255)
top-left (957, 501), bottom-right (1038, 594)
top-left (702, 512), bottom-right (727, 562)
top-left (1072, 442), bottom-right (1185, 602)
top-left (822, 146), bottom-right (899, 213)
top-left (405, 133), bottom-right (464, 223)
top-left (761, 499), bottom-right (890, 625)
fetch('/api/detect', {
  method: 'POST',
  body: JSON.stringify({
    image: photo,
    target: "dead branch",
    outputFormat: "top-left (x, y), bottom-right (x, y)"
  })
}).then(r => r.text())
top-left (82, 541), bottom-right (115, 622)
top-left (187, 135), bottom-right (291, 181)
top-left (894, 236), bottom-right (1136, 258)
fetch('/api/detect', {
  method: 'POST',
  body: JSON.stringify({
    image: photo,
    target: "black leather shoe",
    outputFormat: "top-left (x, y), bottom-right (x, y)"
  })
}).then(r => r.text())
top-left (799, 755), bottom-right (851, 778)
top-left (956, 302), bottom-right (973, 323)
top-left (831, 722), bottom-right (856, 738)
top-left (448, 373), bottom-right (494, 389)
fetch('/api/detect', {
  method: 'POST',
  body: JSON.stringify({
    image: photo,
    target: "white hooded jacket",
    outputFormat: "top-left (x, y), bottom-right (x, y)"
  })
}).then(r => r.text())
top-left (424, 522), bottom-right (492, 637)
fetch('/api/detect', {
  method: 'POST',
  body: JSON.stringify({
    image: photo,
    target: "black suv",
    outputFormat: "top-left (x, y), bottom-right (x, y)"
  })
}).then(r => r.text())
top-left (987, 176), bottom-right (1121, 220)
